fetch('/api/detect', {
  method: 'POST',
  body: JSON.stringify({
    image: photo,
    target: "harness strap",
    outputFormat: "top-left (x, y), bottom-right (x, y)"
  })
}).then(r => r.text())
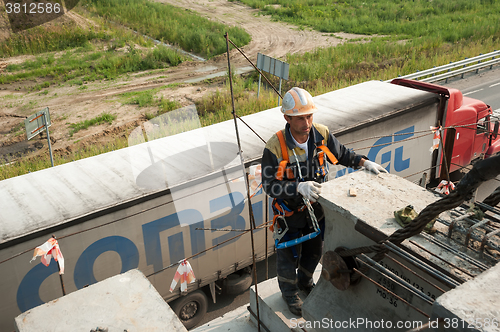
top-left (270, 199), bottom-right (306, 231)
top-left (317, 150), bottom-right (324, 166)
top-left (276, 130), bottom-right (289, 181)
top-left (317, 140), bottom-right (339, 165)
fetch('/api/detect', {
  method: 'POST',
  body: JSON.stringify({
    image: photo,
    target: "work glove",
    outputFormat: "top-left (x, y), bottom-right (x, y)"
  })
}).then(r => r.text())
top-left (297, 181), bottom-right (322, 202)
top-left (363, 160), bottom-right (388, 175)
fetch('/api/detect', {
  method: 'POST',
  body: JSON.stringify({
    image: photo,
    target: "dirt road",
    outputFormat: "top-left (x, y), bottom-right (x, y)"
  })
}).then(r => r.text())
top-left (0, 1), bottom-right (366, 163)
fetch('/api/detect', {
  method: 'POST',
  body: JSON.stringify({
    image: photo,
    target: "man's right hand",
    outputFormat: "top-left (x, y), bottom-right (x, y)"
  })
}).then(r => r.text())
top-left (297, 181), bottom-right (322, 202)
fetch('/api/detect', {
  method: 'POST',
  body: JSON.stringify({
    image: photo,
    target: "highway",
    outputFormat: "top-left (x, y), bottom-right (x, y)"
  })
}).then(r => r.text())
top-left (462, 77), bottom-right (500, 113)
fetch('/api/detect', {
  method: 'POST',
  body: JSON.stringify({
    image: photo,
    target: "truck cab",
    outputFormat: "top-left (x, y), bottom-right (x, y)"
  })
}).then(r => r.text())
top-left (391, 79), bottom-right (499, 180)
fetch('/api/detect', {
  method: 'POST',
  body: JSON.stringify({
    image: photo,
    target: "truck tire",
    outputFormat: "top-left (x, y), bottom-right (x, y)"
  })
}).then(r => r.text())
top-left (223, 269), bottom-right (253, 295)
top-left (170, 289), bottom-right (208, 330)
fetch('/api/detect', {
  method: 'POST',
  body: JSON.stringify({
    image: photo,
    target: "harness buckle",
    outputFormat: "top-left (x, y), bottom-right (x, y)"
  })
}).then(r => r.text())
top-left (272, 215), bottom-right (289, 242)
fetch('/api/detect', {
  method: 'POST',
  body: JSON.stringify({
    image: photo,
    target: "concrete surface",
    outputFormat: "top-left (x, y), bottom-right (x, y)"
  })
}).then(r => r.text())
top-left (15, 269), bottom-right (187, 332)
top-left (303, 171), bottom-right (452, 331)
top-left (193, 304), bottom-right (257, 332)
top-left (431, 262), bottom-right (500, 332)
top-left (192, 260), bottom-right (322, 332)
top-left (194, 170), bottom-right (500, 332)
top-left (247, 263), bottom-right (322, 332)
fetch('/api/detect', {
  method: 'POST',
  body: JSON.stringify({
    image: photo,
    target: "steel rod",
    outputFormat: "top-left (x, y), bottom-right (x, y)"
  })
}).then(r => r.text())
top-left (382, 242), bottom-right (461, 288)
top-left (225, 32), bottom-right (261, 332)
top-left (247, 306), bottom-right (271, 332)
top-left (465, 219), bottom-right (490, 247)
top-left (408, 240), bottom-right (473, 278)
top-left (384, 253), bottom-right (447, 293)
top-left (475, 201), bottom-right (500, 216)
top-left (421, 233), bottom-right (489, 270)
top-left (357, 255), bottom-right (434, 304)
top-left (438, 218), bottom-right (500, 253)
top-left (235, 114), bottom-right (266, 144)
top-left (352, 268), bottom-right (430, 318)
top-left (226, 38), bottom-right (282, 99)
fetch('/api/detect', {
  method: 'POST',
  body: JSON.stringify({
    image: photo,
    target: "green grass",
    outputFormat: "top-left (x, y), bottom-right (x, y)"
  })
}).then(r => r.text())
top-left (3, 0), bottom-right (500, 180)
top-left (145, 98), bottom-right (181, 120)
top-left (240, 0), bottom-right (499, 43)
top-left (0, 45), bottom-right (187, 88)
top-left (234, 0), bottom-right (500, 92)
top-left (68, 112), bottom-right (117, 136)
top-left (0, 25), bottom-right (108, 58)
top-left (83, 0), bottom-right (251, 58)
top-left (118, 87), bottom-right (182, 119)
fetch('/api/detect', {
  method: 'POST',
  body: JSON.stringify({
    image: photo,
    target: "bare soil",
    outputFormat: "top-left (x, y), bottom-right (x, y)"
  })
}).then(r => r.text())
top-left (0, 0), bottom-right (368, 163)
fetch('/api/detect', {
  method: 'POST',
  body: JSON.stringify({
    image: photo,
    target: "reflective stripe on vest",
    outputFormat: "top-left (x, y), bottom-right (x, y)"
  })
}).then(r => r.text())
top-left (275, 130), bottom-right (338, 181)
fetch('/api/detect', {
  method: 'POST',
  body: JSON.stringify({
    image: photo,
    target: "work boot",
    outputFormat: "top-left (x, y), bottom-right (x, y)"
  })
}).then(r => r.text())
top-left (298, 282), bottom-right (315, 296)
top-left (282, 293), bottom-right (303, 316)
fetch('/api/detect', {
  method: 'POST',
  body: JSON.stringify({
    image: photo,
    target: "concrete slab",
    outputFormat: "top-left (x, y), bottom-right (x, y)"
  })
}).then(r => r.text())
top-left (302, 171), bottom-right (469, 331)
top-left (431, 262), bottom-right (500, 332)
top-left (297, 170), bottom-right (500, 331)
top-left (15, 269), bottom-right (187, 332)
top-left (193, 304), bottom-right (257, 332)
top-left (248, 263), bottom-right (322, 332)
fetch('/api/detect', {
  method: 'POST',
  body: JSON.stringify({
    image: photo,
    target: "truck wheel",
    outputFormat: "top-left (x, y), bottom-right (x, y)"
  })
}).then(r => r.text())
top-left (223, 269), bottom-right (253, 295)
top-left (170, 289), bottom-right (208, 330)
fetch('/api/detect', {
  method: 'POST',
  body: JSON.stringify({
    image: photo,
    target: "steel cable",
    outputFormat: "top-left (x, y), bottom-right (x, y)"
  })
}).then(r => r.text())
top-left (339, 155), bottom-right (500, 282)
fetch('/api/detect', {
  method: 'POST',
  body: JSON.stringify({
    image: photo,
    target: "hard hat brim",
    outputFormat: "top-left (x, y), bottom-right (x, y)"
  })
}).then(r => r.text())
top-left (282, 106), bottom-right (317, 116)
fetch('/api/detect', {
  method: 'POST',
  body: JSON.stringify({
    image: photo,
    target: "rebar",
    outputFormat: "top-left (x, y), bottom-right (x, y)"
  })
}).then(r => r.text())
top-left (357, 255), bottom-right (435, 304)
top-left (352, 268), bottom-right (430, 318)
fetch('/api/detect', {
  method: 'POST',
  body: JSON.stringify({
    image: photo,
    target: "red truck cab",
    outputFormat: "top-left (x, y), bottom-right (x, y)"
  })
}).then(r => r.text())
top-left (391, 79), bottom-right (499, 178)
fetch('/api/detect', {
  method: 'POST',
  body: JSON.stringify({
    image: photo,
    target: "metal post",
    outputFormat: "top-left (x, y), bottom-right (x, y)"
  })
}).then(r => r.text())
top-left (225, 32), bottom-right (261, 332)
top-left (52, 235), bottom-right (66, 295)
top-left (265, 195), bottom-right (268, 280)
top-left (258, 74), bottom-right (261, 98)
top-left (43, 113), bottom-right (54, 167)
top-left (58, 260), bottom-right (66, 296)
top-left (278, 78), bottom-right (282, 107)
top-left (439, 127), bottom-right (455, 182)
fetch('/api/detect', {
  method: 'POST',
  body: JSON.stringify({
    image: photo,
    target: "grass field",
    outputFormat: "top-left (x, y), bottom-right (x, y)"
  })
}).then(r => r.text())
top-left (238, 0), bottom-right (499, 43)
top-left (82, 0), bottom-right (251, 58)
top-left (233, 0), bottom-right (500, 95)
top-left (0, 0), bottom-right (251, 89)
top-left (2, 0), bottom-right (500, 179)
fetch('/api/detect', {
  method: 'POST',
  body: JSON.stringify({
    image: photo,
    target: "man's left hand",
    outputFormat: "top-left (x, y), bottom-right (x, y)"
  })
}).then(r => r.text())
top-left (363, 160), bottom-right (388, 175)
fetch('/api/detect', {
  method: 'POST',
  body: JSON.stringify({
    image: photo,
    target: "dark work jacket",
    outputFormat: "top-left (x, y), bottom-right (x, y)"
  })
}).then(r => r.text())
top-left (261, 122), bottom-right (366, 211)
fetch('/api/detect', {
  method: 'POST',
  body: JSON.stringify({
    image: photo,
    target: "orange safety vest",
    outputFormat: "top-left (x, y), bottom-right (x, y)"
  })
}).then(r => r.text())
top-left (275, 129), bottom-right (338, 181)
top-left (270, 129), bottom-right (338, 232)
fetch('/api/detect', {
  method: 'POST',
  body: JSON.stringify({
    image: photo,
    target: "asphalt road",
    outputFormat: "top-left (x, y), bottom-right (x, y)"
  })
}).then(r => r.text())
top-left (195, 253), bottom-right (277, 328)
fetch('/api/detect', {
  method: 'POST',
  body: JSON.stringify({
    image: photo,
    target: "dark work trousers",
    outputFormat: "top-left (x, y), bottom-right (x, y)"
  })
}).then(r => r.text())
top-left (276, 203), bottom-right (325, 297)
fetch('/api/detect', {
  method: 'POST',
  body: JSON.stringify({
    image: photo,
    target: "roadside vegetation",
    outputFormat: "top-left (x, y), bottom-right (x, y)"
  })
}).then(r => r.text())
top-left (119, 88), bottom-right (182, 119)
top-left (69, 112), bottom-right (117, 136)
top-left (1, 44), bottom-right (185, 89)
top-left (238, 0), bottom-right (498, 43)
top-left (2, 0), bottom-right (500, 179)
top-left (82, 0), bottom-right (251, 58)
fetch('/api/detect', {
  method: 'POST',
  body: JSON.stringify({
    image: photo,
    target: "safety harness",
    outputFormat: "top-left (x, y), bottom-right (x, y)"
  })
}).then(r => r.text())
top-left (271, 129), bottom-right (339, 250)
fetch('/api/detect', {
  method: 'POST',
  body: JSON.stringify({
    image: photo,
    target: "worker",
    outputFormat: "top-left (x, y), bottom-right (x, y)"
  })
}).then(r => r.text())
top-left (261, 87), bottom-right (387, 316)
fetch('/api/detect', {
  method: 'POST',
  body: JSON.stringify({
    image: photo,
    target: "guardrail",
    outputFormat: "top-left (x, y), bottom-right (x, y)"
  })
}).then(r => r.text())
top-left (388, 50), bottom-right (500, 83)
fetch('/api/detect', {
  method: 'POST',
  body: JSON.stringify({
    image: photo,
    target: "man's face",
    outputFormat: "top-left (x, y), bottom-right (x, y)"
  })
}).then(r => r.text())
top-left (285, 114), bottom-right (313, 140)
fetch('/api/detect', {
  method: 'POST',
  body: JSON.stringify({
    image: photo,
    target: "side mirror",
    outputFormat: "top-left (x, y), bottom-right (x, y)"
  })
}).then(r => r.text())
top-left (493, 121), bottom-right (499, 140)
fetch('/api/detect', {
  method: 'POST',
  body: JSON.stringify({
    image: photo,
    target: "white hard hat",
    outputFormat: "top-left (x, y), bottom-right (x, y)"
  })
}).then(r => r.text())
top-left (281, 87), bottom-right (317, 116)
